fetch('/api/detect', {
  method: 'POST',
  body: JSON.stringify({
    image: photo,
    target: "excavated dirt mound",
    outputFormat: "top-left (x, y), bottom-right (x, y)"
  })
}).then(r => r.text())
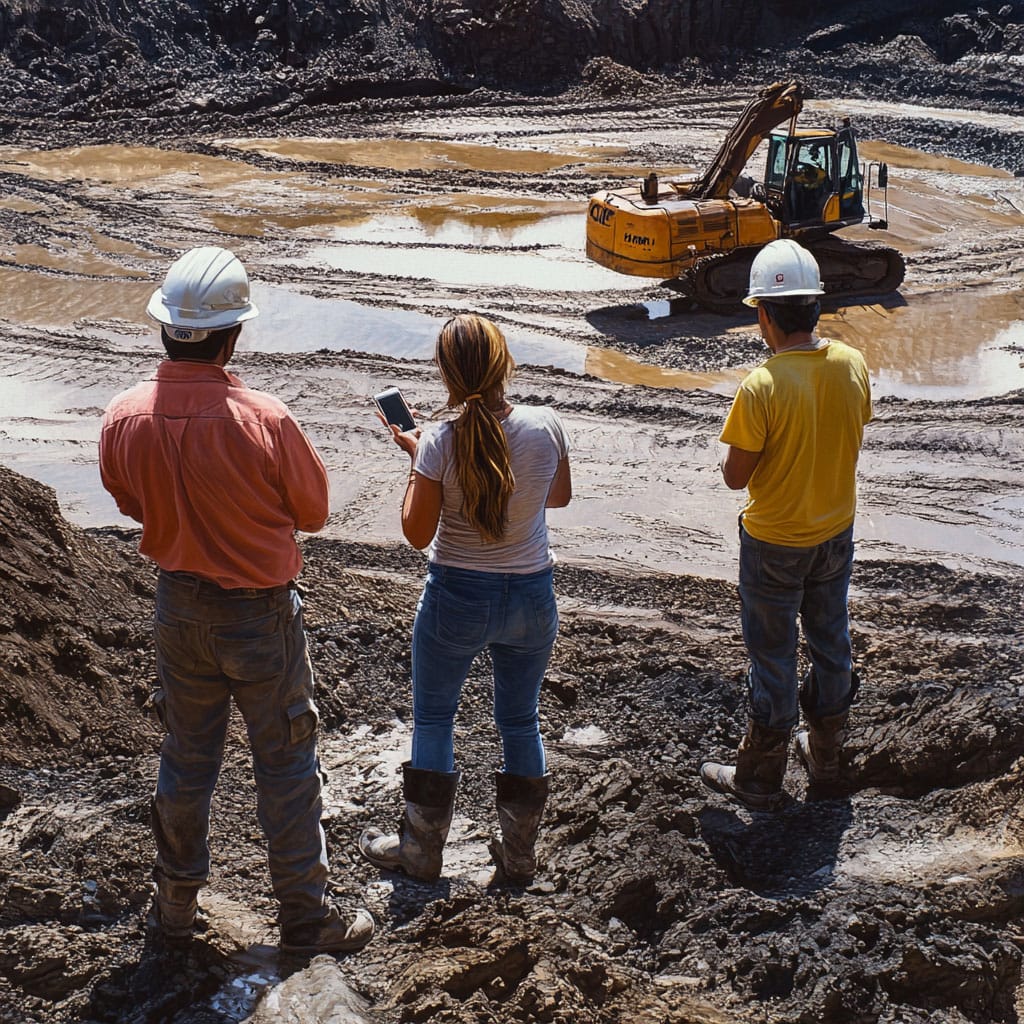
top-left (0, 466), bottom-right (157, 767)
top-left (2, 457), bottom-right (1024, 1023)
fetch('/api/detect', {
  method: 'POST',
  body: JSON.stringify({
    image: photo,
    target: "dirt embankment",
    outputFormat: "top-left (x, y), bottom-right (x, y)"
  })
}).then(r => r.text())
top-left (1, 2), bottom-right (1023, 157)
top-left (0, 465), bottom-right (157, 767)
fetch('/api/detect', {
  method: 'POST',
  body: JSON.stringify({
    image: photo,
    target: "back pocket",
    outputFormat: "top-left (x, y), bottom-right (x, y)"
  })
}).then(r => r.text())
top-left (213, 609), bottom-right (286, 683)
top-left (531, 591), bottom-right (559, 644)
top-left (434, 588), bottom-right (490, 648)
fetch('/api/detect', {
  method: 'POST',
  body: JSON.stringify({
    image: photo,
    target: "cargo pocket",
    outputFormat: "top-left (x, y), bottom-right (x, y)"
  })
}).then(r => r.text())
top-left (286, 698), bottom-right (319, 745)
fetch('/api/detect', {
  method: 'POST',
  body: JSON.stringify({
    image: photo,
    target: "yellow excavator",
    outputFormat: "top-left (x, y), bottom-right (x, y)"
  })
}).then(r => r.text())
top-left (585, 80), bottom-right (905, 312)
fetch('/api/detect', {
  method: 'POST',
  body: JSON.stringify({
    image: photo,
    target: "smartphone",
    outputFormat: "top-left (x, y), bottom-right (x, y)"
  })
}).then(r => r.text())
top-left (374, 387), bottom-right (416, 432)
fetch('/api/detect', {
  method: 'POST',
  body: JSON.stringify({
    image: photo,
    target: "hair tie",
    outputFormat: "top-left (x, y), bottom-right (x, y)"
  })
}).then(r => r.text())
top-left (464, 393), bottom-right (482, 402)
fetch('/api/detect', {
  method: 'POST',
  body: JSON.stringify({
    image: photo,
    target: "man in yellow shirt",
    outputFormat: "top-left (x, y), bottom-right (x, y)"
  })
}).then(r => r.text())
top-left (701, 239), bottom-right (871, 810)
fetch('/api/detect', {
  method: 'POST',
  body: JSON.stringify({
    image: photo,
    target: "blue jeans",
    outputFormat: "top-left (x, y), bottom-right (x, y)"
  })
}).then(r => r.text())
top-left (411, 564), bottom-right (559, 777)
top-left (152, 571), bottom-right (329, 926)
top-left (738, 523), bottom-right (855, 731)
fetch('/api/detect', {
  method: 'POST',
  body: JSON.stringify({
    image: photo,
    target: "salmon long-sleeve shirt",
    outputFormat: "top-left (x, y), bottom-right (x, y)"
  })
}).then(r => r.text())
top-left (99, 361), bottom-right (329, 589)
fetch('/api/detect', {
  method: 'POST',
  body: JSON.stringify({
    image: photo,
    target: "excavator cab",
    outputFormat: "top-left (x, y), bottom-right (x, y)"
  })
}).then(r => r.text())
top-left (761, 117), bottom-right (897, 235)
top-left (764, 124), bottom-right (866, 230)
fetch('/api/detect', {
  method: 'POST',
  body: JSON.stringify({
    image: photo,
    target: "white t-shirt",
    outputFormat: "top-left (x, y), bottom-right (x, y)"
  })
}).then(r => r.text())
top-left (413, 404), bottom-right (570, 573)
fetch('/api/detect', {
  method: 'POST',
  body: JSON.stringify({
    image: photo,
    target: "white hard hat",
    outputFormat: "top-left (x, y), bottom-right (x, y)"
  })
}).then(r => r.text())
top-left (743, 239), bottom-right (825, 307)
top-left (147, 246), bottom-right (259, 342)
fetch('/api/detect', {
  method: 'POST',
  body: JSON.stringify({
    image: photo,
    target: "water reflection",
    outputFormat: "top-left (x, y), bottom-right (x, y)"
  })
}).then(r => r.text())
top-left (293, 208), bottom-right (632, 292)
top-left (245, 284), bottom-right (586, 373)
top-left (871, 325), bottom-right (1024, 400)
top-left (327, 207), bottom-right (579, 246)
top-left (218, 136), bottom-right (630, 175)
top-left (821, 291), bottom-right (1024, 399)
top-left (293, 240), bottom-right (628, 292)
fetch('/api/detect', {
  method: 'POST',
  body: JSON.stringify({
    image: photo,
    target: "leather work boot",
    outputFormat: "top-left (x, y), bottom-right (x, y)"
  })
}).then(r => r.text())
top-left (700, 720), bottom-right (791, 812)
top-left (358, 762), bottom-right (459, 882)
top-left (796, 667), bottom-right (858, 788)
top-left (279, 904), bottom-right (375, 955)
top-left (489, 771), bottom-right (550, 885)
top-left (795, 711), bottom-right (849, 786)
top-left (151, 876), bottom-right (200, 943)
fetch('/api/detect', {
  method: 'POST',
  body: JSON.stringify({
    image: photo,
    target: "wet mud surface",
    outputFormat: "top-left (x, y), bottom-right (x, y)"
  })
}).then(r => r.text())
top-left (3, 4), bottom-right (1024, 1023)
top-left (2, 463), bottom-right (1024, 1024)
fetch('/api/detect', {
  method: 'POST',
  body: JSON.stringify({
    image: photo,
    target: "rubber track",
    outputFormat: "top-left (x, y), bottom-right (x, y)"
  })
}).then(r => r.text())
top-left (683, 237), bottom-right (906, 314)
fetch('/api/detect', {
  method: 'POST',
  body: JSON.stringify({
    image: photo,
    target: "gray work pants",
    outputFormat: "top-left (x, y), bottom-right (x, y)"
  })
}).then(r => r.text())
top-left (152, 570), bottom-right (329, 927)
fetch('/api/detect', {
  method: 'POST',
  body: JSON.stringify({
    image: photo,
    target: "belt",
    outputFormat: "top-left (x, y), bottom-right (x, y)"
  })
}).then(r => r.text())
top-left (160, 569), bottom-right (292, 599)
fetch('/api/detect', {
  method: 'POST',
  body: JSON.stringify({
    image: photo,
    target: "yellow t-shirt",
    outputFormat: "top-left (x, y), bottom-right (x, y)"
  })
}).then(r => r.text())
top-left (720, 340), bottom-right (872, 547)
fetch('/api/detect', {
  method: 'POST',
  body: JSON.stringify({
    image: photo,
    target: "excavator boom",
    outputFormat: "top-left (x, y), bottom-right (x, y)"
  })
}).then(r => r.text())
top-left (680, 80), bottom-right (803, 200)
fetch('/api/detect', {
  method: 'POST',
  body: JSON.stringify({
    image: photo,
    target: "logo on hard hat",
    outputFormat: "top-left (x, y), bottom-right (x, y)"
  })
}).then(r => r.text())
top-left (775, 273), bottom-right (785, 283)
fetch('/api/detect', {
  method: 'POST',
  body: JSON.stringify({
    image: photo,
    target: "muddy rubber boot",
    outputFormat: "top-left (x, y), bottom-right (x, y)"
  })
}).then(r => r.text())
top-left (795, 711), bottom-right (849, 786)
top-left (488, 771), bottom-right (550, 885)
top-left (358, 762), bottom-right (459, 882)
top-left (279, 904), bottom-right (375, 955)
top-left (151, 876), bottom-right (200, 943)
top-left (700, 720), bottom-right (791, 812)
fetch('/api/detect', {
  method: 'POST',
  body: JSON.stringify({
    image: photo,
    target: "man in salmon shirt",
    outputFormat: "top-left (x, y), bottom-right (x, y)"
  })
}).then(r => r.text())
top-left (700, 240), bottom-right (871, 812)
top-left (99, 246), bottom-right (373, 954)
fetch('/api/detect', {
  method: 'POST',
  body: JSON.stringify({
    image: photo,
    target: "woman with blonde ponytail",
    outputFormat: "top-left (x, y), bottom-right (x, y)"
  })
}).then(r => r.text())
top-left (360, 314), bottom-right (572, 887)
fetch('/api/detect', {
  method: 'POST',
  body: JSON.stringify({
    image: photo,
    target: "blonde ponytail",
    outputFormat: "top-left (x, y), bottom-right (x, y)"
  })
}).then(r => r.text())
top-left (435, 315), bottom-right (516, 542)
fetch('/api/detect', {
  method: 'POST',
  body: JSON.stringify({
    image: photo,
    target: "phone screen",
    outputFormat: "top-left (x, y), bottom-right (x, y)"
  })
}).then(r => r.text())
top-left (374, 388), bottom-right (415, 432)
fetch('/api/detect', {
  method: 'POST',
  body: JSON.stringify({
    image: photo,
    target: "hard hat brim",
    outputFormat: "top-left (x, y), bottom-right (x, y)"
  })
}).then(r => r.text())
top-left (743, 289), bottom-right (824, 307)
top-left (146, 288), bottom-right (259, 329)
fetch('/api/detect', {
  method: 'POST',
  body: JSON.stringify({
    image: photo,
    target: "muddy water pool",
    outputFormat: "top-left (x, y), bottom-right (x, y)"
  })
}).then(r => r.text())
top-left (1, 134), bottom-right (1021, 396)
top-left (824, 292), bottom-right (1024, 400)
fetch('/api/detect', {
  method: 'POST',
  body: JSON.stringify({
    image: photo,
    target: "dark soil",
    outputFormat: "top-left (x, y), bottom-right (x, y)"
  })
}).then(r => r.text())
top-left (1, 3), bottom-right (1023, 170)
top-left (2, 438), bottom-right (1024, 1023)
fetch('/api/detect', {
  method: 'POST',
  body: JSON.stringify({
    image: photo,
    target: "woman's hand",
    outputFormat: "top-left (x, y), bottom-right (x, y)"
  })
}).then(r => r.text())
top-left (390, 422), bottom-right (422, 459)
top-left (376, 410), bottom-right (421, 458)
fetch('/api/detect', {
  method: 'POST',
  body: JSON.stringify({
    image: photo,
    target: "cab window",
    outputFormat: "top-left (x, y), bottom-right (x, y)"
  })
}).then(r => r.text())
top-left (794, 139), bottom-right (831, 187)
top-left (765, 134), bottom-right (788, 190)
top-left (837, 134), bottom-right (865, 219)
